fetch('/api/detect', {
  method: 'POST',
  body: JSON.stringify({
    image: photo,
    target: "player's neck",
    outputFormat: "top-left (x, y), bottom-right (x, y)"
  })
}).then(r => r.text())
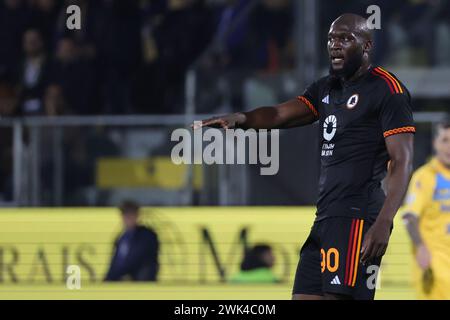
top-left (342, 62), bottom-right (371, 84)
top-left (435, 157), bottom-right (450, 171)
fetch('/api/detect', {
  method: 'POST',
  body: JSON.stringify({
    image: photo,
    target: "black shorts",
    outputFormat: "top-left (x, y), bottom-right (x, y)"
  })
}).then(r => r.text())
top-left (292, 216), bottom-right (383, 300)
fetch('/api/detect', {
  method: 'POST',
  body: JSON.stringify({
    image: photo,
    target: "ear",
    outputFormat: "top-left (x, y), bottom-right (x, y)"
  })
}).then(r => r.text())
top-left (364, 40), bottom-right (373, 54)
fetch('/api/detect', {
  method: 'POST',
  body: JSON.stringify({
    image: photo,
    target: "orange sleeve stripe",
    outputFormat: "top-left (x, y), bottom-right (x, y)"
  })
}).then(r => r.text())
top-left (378, 67), bottom-right (404, 93)
top-left (297, 96), bottom-right (319, 118)
top-left (371, 70), bottom-right (395, 94)
top-left (383, 126), bottom-right (416, 138)
top-left (377, 67), bottom-right (403, 93)
top-left (373, 68), bottom-right (400, 93)
top-left (375, 67), bottom-right (403, 94)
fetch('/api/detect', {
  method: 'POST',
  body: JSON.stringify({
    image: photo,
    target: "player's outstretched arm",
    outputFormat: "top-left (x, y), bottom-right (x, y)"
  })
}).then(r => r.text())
top-left (192, 98), bottom-right (317, 130)
top-left (361, 133), bottom-right (414, 264)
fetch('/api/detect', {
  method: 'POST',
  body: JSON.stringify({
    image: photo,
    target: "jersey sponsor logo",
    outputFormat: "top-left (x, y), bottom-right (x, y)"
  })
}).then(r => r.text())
top-left (322, 115), bottom-right (337, 156)
top-left (433, 174), bottom-right (450, 201)
top-left (323, 115), bottom-right (337, 141)
top-left (346, 94), bottom-right (359, 109)
top-left (330, 275), bottom-right (341, 285)
top-left (322, 94), bottom-right (330, 104)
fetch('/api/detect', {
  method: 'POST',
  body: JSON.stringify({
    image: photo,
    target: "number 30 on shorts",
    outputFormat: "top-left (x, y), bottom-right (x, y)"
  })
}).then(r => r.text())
top-left (320, 248), bottom-right (339, 273)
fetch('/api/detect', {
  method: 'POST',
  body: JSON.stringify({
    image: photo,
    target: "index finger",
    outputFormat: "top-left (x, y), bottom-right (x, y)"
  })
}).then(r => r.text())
top-left (360, 241), bottom-right (374, 265)
top-left (192, 119), bottom-right (214, 130)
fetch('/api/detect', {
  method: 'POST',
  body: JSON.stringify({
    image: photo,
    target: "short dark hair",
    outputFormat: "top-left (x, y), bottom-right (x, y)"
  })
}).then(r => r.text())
top-left (119, 200), bottom-right (140, 215)
top-left (434, 117), bottom-right (450, 137)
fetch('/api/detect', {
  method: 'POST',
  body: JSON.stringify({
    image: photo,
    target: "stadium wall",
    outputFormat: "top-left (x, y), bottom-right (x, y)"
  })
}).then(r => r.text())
top-left (0, 207), bottom-right (415, 299)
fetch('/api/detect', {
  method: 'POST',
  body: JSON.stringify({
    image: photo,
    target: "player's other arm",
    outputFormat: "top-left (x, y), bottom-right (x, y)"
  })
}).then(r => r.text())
top-left (378, 133), bottom-right (414, 222)
top-left (402, 169), bottom-right (433, 270)
top-left (403, 213), bottom-right (432, 270)
top-left (361, 133), bottom-right (414, 263)
top-left (403, 213), bottom-right (423, 246)
top-left (192, 98), bottom-right (318, 130)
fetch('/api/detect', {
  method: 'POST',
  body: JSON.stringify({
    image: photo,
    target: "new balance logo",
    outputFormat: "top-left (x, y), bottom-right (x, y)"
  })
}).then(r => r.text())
top-left (330, 275), bottom-right (341, 285)
top-left (322, 95), bottom-right (329, 104)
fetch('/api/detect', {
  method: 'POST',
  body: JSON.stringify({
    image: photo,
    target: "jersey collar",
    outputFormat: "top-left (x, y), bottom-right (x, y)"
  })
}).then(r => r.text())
top-left (340, 65), bottom-right (372, 88)
top-left (431, 157), bottom-right (450, 179)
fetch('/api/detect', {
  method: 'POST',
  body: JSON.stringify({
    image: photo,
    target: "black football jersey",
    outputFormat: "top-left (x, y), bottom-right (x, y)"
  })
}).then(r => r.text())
top-left (298, 66), bottom-right (415, 222)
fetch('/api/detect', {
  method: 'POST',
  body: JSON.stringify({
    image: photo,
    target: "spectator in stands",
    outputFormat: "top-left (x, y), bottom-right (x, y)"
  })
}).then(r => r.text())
top-left (43, 83), bottom-right (68, 116)
top-left (54, 0), bottom-right (105, 61)
top-left (213, 0), bottom-right (252, 70)
top-left (38, 83), bottom-right (68, 204)
top-left (213, 0), bottom-right (293, 72)
top-left (202, 0), bottom-right (294, 112)
top-left (16, 28), bottom-right (51, 115)
top-left (0, 81), bottom-right (18, 116)
top-left (0, 82), bottom-right (17, 201)
top-left (134, 0), bottom-right (214, 114)
top-left (97, 0), bottom-right (141, 114)
top-left (250, 0), bottom-right (295, 73)
top-left (229, 244), bottom-right (279, 283)
top-left (105, 201), bottom-right (160, 281)
top-left (49, 36), bottom-right (99, 114)
top-left (0, 0), bottom-right (29, 81)
top-left (28, 0), bottom-right (61, 52)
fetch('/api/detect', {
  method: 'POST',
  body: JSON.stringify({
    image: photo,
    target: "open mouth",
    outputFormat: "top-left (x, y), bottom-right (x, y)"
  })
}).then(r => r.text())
top-left (332, 57), bottom-right (344, 63)
top-left (331, 56), bottom-right (344, 63)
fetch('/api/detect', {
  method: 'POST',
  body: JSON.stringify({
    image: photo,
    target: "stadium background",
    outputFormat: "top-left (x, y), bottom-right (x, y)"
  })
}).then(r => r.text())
top-left (0, 0), bottom-right (449, 299)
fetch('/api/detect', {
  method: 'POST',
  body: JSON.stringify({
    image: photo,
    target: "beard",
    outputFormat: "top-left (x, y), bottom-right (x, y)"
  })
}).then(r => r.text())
top-left (329, 50), bottom-right (364, 80)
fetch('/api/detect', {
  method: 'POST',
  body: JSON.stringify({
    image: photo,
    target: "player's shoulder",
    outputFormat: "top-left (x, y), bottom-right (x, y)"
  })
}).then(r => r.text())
top-left (368, 66), bottom-right (409, 97)
top-left (412, 160), bottom-right (437, 183)
top-left (307, 75), bottom-right (330, 90)
top-left (316, 74), bottom-right (331, 85)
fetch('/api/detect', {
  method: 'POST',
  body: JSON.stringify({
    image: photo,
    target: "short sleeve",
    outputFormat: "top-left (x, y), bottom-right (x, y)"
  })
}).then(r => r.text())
top-left (297, 81), bottom-right (319, 119)
top-left (403, 169), bottom-right (434, 217)
top-left (380, 93), bottom-right (415, 138)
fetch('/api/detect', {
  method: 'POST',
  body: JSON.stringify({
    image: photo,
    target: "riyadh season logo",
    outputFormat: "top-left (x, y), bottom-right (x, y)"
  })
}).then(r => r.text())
top-left (322, 115), bottom-right (337, 157)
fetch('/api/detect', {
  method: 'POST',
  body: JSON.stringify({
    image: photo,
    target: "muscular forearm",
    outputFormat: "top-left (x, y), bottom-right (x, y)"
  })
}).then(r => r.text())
top-left (239, 107), bottom-right (283, 129)
top-left (196, 98), bottom-right (315, 130)
top-left (378, 158), bottom-right (413, 223)
top-left (240, 105), bottom-right (316, 129)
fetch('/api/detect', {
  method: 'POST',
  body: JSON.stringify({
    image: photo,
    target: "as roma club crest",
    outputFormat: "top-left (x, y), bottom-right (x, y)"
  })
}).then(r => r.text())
top-left (346, 94), bottom-right (359, 109)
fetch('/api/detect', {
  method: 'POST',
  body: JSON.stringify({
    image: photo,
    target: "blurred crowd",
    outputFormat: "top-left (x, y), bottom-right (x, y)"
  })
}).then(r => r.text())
top-left (0, 0), bottom-right (296, 116)
top-left (0, 0), bottom-right (448, 117)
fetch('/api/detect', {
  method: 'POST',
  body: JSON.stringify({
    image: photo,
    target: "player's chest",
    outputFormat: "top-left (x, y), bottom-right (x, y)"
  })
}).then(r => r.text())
top-left (317, 86), bottom-right (377, 129)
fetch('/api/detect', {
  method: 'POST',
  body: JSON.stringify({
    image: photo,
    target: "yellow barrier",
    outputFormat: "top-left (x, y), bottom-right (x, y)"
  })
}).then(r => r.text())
top-left (96, 157), bottom-right (203, 189)
top-left (0, 207), bottom-right (415, 299)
